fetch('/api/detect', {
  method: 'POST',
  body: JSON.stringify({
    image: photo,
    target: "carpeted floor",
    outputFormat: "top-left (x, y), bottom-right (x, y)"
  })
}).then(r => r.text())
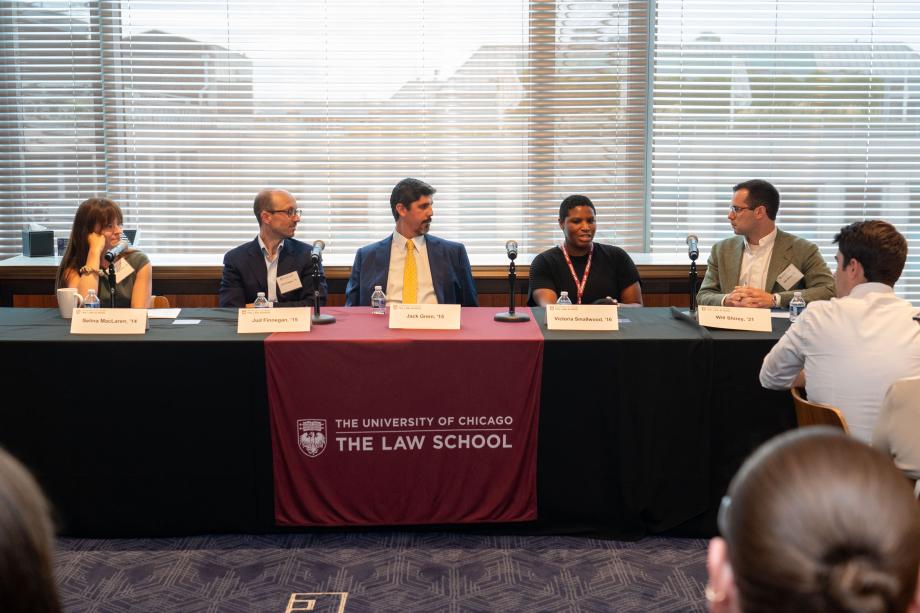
top-left (55, 533), bottom-right (708, 612)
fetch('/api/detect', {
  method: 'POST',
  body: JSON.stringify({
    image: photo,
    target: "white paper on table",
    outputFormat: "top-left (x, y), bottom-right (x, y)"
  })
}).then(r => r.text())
top-left (148, 308), bottom-right (181, 319)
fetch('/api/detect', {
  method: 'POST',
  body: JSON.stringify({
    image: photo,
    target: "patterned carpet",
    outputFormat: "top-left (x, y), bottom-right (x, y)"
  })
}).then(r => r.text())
top-left (55, 533), bottom-right (708, 613)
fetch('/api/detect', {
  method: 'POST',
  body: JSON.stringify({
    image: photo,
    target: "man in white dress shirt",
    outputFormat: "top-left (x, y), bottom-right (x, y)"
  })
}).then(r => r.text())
top-left (697, 179), bottom-right (835, 309)
top-left (760, 220), bottom-right (920, 443)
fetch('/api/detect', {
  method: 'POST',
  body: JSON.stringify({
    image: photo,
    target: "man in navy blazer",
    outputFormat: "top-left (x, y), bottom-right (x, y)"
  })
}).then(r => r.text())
top-left (345, 178), bottom-right (478, 307)
top-left (219, 189), bottom-right (327, 308)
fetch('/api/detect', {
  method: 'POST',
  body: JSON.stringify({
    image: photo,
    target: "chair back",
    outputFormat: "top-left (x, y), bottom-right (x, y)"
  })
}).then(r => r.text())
top-left (152, 295), bottom-right (171, 309)
top-left (792, 387), bottom-right (849, 433)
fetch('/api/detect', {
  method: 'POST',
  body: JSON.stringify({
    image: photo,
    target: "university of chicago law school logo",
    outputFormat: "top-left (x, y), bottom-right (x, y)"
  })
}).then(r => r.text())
top-left (297, 419), bottom-right (327, 458)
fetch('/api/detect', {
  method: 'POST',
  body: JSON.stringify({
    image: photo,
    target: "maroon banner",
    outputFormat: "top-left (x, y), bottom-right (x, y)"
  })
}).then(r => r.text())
top-left (266, 307), bottom-right (544, 526)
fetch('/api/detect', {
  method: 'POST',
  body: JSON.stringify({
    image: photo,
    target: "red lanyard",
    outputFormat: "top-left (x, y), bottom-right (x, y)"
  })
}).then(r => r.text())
top-left (561, 244), bottom-right (593, 305)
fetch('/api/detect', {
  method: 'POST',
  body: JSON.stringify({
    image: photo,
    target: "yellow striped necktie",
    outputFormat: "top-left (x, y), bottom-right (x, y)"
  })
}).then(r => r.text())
top-left (403, 239), bottom-right (418, 304)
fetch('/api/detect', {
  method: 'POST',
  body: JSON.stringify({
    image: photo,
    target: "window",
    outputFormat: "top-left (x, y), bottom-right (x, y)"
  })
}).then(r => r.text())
top-left (650, 0), bottom-right (920, 302)
top-left (2, 0), bottom-right (919, 302)
top-left (2, 0), bottom-right (649, 261)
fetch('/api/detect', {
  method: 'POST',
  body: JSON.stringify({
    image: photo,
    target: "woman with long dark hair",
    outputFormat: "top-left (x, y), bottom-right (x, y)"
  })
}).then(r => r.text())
top-left (56, 197), bottom-right (152, 308)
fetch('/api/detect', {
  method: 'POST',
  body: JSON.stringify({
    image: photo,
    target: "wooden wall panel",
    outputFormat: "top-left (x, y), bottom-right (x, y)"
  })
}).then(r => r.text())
top-left (1, 264), bottom-right (702, 308)
top-left (13, 296), bottom-right (57, 308)
top-left (14, 292), bottom-right (692, 309)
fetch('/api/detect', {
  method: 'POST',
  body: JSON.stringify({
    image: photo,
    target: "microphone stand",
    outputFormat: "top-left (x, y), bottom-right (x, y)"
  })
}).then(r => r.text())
top-left (107, 261), bottom-right (117, 308)
top-left (494, 257), bottom-right (530, 323)
top-left (688, 252), bottom-right (699, 315)
top-left (311, 256), bottom-right (335, 325)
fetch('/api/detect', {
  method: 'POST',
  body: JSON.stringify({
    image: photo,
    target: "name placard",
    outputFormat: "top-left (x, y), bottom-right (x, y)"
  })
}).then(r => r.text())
top-left (237, 307), bottom-right (311, 333)
top-left (70, 308), bottom-right (147, 335)
top-left (698, 305), bottom-right (772, 332)
top-left (389, 303), bottom-right (461, 330)
top-left (546, 304), bottom-right (619, 331)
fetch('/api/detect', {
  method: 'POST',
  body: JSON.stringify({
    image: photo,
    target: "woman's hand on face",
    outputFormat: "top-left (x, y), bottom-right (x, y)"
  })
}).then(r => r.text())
top-left (87, 232), bottom-right (107, 255)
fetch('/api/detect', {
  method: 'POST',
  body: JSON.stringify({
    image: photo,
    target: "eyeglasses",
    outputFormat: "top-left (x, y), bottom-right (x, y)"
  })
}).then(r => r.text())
top-left (268, 208), bottom-right (302, 218)
top-left (728, 204), bottom-right (759, 214)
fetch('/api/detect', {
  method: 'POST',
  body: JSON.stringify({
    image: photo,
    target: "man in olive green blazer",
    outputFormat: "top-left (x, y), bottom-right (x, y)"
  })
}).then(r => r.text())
top-left (697, 180), bottom-right (835, 308)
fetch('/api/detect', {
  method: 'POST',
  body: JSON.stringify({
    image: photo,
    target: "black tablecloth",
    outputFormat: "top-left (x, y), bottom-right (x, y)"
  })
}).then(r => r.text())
top-left (529, 307), bottom-right (794, 536)
top-left (0, 309), bottom-right (274, 535)
top-left (532, 307), bottom-right (712, 536)
top-left (698, 324), bottom-right (798, 532)
top-left (0, 307), bottom-right (795, 537)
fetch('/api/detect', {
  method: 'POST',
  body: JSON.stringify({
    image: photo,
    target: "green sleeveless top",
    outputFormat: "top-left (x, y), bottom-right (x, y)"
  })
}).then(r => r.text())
top-left (97, 250), bottom-right (150, 308)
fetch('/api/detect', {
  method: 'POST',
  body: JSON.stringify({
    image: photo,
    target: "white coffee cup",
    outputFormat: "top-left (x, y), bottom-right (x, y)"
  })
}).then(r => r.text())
top-left (56, 287), bottom-right (83, 319)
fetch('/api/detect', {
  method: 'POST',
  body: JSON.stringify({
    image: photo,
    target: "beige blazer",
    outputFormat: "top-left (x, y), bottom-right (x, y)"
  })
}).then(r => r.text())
top-left (697, 228), bottom-right (835, 307)
top-left (872, 376), bottom-right (920, 497)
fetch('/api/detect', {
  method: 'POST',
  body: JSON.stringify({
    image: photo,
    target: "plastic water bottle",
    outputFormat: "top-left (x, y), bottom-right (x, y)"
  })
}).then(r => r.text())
top-left (253, 292), bottom-right (271, 308)
top-left (84, 288), bottom-right (100, 309)
top-left (789, 291), bottom-right (806, 322)
top-left (371, 285), bottom-right (387, 315)
top-left (556, 291), bottom-right (573, 305)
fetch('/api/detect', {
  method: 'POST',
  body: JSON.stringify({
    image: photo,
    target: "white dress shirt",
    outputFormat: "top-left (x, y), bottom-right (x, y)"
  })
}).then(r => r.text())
top-left (386, 232), bottom-right (437, 304)
top-left (738, 227), bottom-right (777, 290)
top-left (258, 235), bottom-right (284, 302)
top-left (721, 227), bottom-right (781, 305)
top-left (760, 282), bottom-right (920, 443)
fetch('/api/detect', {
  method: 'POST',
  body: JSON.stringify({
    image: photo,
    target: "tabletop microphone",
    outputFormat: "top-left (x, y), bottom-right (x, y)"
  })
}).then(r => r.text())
top-left (311, 240), bottom-right (325, 262)
top-left (494, 239), bottom-right (529, 323)
top-left (686, 234), bottom-right (699, 261)
top-left (104, 239), bottom-right (130, 263)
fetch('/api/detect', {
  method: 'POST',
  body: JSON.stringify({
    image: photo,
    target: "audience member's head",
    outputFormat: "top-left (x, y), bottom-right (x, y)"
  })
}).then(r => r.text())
top-left (833, 220), bottom-right (908, 294)
top-left (707, 427), bottom-right (920, 613)
top-left (0, 447), bottom-right (60, 613)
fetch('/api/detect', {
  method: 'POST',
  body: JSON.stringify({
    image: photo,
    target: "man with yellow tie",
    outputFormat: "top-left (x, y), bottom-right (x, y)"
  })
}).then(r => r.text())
top-left (345, 178), bottom-right (478, 307)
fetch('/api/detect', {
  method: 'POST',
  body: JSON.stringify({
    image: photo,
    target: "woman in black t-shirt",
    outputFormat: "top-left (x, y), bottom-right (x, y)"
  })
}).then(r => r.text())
top-left (528, 195), bottom-right (642, 306)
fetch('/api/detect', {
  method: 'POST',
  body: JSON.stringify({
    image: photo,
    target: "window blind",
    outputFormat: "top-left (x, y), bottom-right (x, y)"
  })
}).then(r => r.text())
top-left (650, 0), bottom-right (920, 302)
top-left (1, 0), bottom-right (650, 262)
top-left (4, 0), bottom-right (919, 304)
top-left (1, 2), bottom-right (107, 251)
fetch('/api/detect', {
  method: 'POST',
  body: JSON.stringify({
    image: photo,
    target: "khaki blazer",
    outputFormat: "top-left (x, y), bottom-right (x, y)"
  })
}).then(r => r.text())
top-left (872, 376), bottom-right (920, 497)
top-left (697, 228), bottom-right (835, 307)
